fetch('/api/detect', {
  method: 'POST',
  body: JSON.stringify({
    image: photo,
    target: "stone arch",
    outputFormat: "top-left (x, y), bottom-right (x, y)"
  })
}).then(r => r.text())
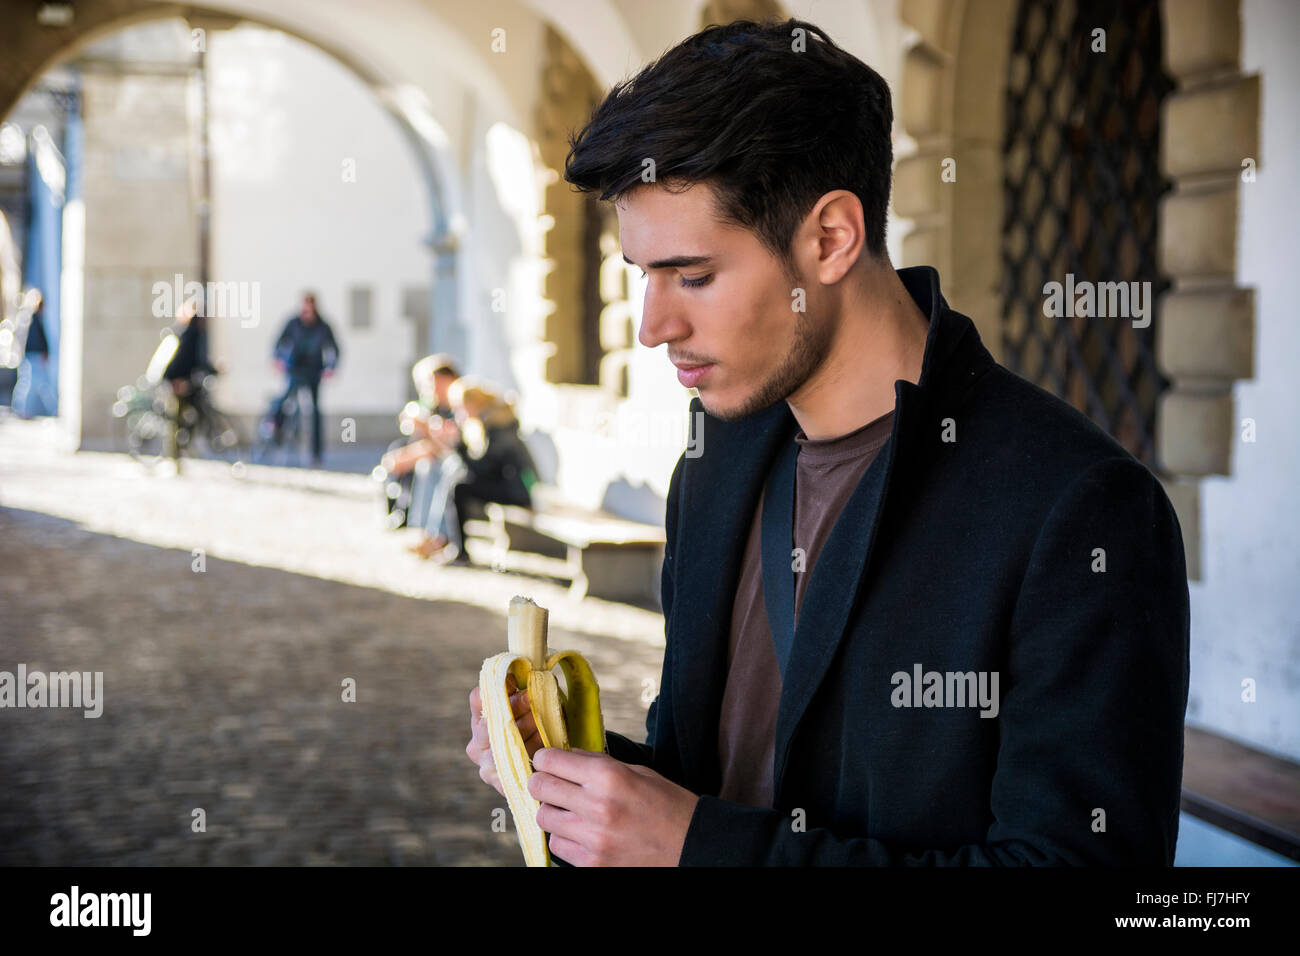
top-left (894, 0), bottom-right (1260, 581)
top-left (0, 3), bottom-right (472, 243)
top-left (1, 1), bottom-right (479, 446)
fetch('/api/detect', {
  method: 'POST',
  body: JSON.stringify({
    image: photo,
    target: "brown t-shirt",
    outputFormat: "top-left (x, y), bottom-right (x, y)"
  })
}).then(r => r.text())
top-left (716, 408), bottom-right (895, 807)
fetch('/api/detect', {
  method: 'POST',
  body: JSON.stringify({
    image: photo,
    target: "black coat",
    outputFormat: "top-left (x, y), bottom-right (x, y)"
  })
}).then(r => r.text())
top-left (456, 417), bottom-right (539, 505)
top-left (162, 318), bottom-right (215, 384)
top-left (274, 315), bottom-right (339, 381)
top-left (23, 306), bottom-right (49, 357)
top-left (605, 265), bottom-right (1190, 866)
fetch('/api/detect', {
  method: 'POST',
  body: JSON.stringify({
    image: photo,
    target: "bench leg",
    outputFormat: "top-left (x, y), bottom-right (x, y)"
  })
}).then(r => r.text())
top-left (485, 503), bottom-right (510, 571)
top-left (566, 544), bottom-right (588, 601)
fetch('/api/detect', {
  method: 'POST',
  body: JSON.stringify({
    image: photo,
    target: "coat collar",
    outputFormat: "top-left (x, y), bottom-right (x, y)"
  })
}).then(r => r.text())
top-left (667, 265), bottom-right (997, 798)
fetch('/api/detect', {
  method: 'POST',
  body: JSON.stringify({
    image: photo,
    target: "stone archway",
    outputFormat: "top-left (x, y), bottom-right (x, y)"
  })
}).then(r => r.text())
top-left (894, 0), bottom-right (1261, 582)
top-left (0, 2), bottom-right (467, 445)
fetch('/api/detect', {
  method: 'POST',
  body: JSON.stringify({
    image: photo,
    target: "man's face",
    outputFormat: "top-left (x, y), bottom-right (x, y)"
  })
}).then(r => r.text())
top-left (300, 298), bottom-right (317, 322)
top-left (619, 181), bottom-right (834, 421)
top-left (432, 372), bottom-right (455, 404)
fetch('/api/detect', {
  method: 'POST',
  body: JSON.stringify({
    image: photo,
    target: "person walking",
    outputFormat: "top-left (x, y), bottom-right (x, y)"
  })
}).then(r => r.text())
top-left (271, 292), bottom-right (340, 467)
top-left (12, 289), bottom-right (56, 418)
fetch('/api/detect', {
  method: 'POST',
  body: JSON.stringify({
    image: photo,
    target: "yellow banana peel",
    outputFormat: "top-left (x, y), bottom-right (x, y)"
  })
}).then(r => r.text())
top-left (479, 595), bottom-right (606, 866)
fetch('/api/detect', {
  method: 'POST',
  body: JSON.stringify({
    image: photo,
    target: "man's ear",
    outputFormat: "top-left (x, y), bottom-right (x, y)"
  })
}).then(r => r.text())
top-left (808, 189), bottom-right (867, 286)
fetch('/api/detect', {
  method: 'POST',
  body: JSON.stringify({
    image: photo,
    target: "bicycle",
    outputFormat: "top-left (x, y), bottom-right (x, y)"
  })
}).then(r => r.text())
top-left (112, 373), bottom-right (248, 470)
top-left (252, 386), bottom-right (304, 466)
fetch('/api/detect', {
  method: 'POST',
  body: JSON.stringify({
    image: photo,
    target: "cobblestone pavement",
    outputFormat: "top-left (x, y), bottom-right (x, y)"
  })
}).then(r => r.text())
top-left (0, 418), bottom-right (668, 865)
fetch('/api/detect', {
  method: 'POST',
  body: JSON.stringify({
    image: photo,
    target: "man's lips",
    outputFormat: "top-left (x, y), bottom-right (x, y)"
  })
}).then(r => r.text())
top-left (673, 362), bottom-right (715, 387)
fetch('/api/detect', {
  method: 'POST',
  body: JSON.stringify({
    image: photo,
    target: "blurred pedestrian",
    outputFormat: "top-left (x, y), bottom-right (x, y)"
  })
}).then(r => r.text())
top-left (378, 354), bottom-right (462, 528)
top-left (412, 377), bottom-right (539, 565)
top-left (271, 292), bottom-right (340, 467)
top-left (12, 289), bottom-right (56, 418)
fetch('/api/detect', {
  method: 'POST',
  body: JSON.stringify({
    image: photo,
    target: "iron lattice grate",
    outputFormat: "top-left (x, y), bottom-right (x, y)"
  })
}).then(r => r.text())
top-left (1001, 0), bottom-right (1175, 471)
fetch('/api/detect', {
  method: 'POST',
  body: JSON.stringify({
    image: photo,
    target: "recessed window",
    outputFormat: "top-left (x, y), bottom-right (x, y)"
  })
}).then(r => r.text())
top-left (349, 285), bottom-right (372, 329)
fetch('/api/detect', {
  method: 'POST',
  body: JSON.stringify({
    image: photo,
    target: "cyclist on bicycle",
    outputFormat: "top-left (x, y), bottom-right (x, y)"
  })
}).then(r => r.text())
top-left (270, 291), bottom-right (340, 467)
top-left (162, 297), bottom-right (221, 467)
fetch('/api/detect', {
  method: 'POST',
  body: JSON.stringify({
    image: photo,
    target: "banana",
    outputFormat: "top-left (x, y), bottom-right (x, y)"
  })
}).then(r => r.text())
top-left (479, 595), bottom-right (606, 866)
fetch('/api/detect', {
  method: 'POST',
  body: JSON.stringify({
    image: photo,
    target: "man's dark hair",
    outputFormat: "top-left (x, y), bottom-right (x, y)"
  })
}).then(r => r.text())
top-left (564, 18), bottom-right (894, 279)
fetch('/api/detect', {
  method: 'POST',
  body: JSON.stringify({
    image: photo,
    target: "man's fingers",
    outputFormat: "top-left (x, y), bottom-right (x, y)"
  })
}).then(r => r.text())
top-left (469, 683), bottom-right (546, 777)
top-left (528, 769), bottom-right (589, 816)
top-left (509, 687), bottom-right (530, 717)
top-left (511, 691), bottom-right (537, 731)
top-left (479, 763), bottom-right (504, 797)
top-left (521, 725), bottom-right (544, 760)
top-left (535, 799), bottom-right (585, 842)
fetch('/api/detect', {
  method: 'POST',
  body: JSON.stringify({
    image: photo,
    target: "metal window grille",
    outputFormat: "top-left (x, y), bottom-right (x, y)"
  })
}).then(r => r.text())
top-left (1001, 0), bottom-right (1174, 471)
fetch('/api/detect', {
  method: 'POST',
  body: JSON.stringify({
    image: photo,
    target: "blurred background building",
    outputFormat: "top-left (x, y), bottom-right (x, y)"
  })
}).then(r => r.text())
top-left (0, 0), bottom-right (1296, 865)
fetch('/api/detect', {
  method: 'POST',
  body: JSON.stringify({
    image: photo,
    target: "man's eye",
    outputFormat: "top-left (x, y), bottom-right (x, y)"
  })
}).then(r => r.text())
top-left (637, 269), bottom-right (712, 289)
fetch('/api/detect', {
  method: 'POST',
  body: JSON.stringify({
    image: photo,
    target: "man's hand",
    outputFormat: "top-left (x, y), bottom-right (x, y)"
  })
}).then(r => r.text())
top-left (322, 367), bottom-right (335, 380)
top-left (438, 419), bottom-right (461, 446)
top-left (528, 748), bottom-right (698, 866)
top-left (466, 676), bottom-right (540, 797)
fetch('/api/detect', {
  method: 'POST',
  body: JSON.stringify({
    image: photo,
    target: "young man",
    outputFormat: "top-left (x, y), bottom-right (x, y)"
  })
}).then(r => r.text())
top-left (466, 18), bottom-right (1189, 866)
top-left (271, 292), bottom-right (340, 467)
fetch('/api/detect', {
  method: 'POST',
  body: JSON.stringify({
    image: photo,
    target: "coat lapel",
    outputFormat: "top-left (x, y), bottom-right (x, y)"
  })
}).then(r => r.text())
top-left (669, 396), bottom-right (796, 792)
top-left (772, 268), bottom-right (990, 802)
top-left (770, 402), bottom-right (902, 803)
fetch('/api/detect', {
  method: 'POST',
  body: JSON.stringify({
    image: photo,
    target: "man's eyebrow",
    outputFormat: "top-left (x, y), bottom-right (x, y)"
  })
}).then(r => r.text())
top-left (622, 253), bottom-right (713, 270)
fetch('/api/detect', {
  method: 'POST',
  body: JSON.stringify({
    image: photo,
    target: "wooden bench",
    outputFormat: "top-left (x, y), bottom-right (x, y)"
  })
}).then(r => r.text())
top-left (462, 486), bottom-right (665, 604)
top-left (1180, 725), bottom-right (1300, 862)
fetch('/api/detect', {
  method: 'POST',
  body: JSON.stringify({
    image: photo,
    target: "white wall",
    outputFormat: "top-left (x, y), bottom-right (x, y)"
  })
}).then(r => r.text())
top-left (1184, 0), bottom-right (1300, 762)
top-left (206, 25), bottom-right (431, 417)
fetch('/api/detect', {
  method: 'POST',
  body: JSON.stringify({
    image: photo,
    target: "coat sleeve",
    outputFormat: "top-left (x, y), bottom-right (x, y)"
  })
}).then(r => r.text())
top-left (676, 456), bottom-right (1191, 865)
top-left (273, 319), bottom-right (294, 363)
top-left (163, 325), bottom-right (197, 381)
top-left (322, 320), bottom-right (339, 370)
top-left (603, 449), bottom-right (687, 770)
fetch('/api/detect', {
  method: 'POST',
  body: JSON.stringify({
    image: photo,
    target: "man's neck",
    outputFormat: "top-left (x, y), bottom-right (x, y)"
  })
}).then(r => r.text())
top-left (786, 264), bottom-right (931, 441)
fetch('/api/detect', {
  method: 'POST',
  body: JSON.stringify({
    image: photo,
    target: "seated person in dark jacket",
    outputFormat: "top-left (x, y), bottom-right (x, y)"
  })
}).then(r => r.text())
top-left (413, 377), bottom-right (539, 564)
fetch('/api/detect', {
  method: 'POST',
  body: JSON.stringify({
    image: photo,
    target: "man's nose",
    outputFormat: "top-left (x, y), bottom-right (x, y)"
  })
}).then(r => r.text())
top-left (637, 285), bottom-right (689, 350)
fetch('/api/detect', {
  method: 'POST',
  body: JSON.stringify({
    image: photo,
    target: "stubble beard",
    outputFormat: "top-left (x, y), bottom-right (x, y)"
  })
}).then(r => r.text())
top-left (703, 304), bottom-right (834, 422)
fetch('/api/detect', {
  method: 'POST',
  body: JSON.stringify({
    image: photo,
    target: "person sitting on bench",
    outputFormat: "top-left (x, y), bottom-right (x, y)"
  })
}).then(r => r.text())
top-left (411, 377), bottom-right (539, 564)
top-left (379, 354), bottom-right (462, 527)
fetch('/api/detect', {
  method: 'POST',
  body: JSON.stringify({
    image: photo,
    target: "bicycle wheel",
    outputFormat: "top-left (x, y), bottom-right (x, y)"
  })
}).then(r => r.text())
top-left (203, 408), bottom-right (248, 464)
top-left (125, 406), bottom-right (169, 468)
top-left (280, 392), bottom-right (303, 465)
